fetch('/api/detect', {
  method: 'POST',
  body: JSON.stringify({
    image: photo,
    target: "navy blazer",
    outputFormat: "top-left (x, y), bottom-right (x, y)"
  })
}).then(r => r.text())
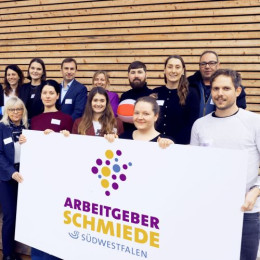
top-left (60, 79), bottom-right (87, 121)
top-left (0, 123), bottom-right (16, 181)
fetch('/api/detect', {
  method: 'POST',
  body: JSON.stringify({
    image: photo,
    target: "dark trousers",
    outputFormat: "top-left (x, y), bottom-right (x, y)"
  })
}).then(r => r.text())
top-left (0, 179), bottom-right (18, 256)
top-left (31, 248), bottom-right (62, 260)
top-left (240, 212), bottom-right (259, 260)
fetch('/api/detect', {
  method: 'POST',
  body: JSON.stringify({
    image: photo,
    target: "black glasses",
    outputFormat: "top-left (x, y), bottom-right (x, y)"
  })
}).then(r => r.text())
top-left (199, 61), bottom-right (218, 68)
top-left (8, 108), bottom-right (23, 113)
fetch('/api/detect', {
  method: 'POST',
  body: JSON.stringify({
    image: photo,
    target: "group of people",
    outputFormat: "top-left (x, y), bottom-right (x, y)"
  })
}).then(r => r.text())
top-left (0, 50), bottom-right (259, 260)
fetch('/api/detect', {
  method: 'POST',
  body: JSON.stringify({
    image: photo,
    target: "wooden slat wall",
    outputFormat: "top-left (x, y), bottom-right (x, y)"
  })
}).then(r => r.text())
top-left (0, 0), bottom-right (259, 112)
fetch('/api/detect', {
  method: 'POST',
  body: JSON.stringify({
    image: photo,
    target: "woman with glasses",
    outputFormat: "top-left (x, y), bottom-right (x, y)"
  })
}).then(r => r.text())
top-left (20, 58), bottom-right (47, 120)
top-left (151, 55), bottom-right (200, 144)
top-left (0, 97), bottom-right (28, 260)
top-left (0, 65), bottom-right (24, 117)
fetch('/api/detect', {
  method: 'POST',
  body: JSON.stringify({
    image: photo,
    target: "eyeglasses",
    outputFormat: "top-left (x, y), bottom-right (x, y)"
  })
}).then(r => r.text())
top-left (8, 108), bottom-right (23, 113)
top-left (199, 61), bottom-right (218, 68)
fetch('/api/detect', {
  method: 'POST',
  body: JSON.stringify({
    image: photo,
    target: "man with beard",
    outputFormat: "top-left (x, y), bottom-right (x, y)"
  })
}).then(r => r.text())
top-left (190, 69), bottom-right (260, 260)
top-left (188, 50), bottom-right (246, 117)
top-left (119, 61), bottom-right (152, 130)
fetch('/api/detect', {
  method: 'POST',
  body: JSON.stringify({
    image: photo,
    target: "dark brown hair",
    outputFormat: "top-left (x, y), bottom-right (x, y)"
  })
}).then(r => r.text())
top-left (77, 87), bottom-right (116, 135)
top-left (4, 64), bottom-right (24, 96)
top-left (164, 55), bottom-right (189, 105)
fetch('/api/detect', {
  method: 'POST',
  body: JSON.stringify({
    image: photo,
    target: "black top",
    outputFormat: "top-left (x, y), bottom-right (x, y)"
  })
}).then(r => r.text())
top-left (120, 83), bottom-right (152, 132)
top-left (152, 85), bottom-right (200, 145)
top-left (19, 81), bottom-right (46, 119)
top-left (120, 130), bottom-right (166, 142)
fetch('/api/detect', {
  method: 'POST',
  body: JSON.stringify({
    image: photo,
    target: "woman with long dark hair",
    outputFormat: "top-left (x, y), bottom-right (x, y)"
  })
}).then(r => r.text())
top-left (20, 58), bottom-right (47, 119)
top-left (72, 86), bottom-right (123, 136)
top-left (151, 55), bottom-right (200, 144)
top-left (0, 65), bottom-right (24, 116)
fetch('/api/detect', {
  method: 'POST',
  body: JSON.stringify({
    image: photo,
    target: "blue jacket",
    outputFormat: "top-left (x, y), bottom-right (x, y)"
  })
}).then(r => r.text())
top-left (60, 79), bottom-right (87, 121)
top-left (0, 123), bottom-right (16, 181)
top-left (188, 71), bottom-right (247, 117)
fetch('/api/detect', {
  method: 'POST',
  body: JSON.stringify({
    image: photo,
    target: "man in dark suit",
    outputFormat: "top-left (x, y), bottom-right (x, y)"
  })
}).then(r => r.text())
top-left (60, 58), bottom-right (87, 120)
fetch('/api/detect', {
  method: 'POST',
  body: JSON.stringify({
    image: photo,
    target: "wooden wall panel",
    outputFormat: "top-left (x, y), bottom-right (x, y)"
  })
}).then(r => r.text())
top-left (0, 0), bottom-right (259, 111)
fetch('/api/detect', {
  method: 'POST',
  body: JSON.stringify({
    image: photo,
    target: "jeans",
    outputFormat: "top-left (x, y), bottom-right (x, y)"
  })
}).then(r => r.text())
top-left (240, 212), bottom-right (259, 260)
top-left (0, 180), bottom-right (18, 256)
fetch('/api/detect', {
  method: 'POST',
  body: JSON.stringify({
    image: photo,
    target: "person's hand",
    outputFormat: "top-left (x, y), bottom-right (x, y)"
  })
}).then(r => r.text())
top-left (241, 187), bottom-right (260, 212)
top-left (104, 134), bottom-right (118, 143)
top-left (12, 171), bottom-right (23, 183)
top-left (60, 130), bottom-right (70, 137)
top-left (19, 134), bottom-right (27, 144)
top-left (44, 129), bottom-right (54, 135)
top-left (157, 137), bottom-right (174, 149)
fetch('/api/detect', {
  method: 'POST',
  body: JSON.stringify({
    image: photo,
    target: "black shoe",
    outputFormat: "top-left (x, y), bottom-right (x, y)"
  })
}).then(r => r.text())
top-left (3, 255), bottom-right (22, 260)
top-left (3, 256), bottom-right (14, 260)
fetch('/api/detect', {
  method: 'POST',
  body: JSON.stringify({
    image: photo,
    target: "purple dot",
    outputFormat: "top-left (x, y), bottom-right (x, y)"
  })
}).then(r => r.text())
top-left (128, 162), bottom-right (132, 166)
top-left (105, 160), bottom-right (110, 165)
top-left (116, 150), bottom-right (122, 156)
top-left (113, 164), bottom-right (120, 173)
top-left (105, 191), bottom-right (110, 196)
top-left (123, 164), bottom-right (128, 170)
top-left (112, 174), bottom-right (117, 180)
top-left (91, 166), bottom-right (98, 174)
top-left (112, 183), bottom-right (119, 190)
top-left (120, 174), bottom-right (126, 181)
top-left (96, 159), bottom-right (102, 165)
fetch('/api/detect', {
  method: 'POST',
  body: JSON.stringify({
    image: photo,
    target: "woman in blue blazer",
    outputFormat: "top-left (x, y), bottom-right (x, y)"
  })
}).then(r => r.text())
top-left (0, 97), bottom-right (28, 260)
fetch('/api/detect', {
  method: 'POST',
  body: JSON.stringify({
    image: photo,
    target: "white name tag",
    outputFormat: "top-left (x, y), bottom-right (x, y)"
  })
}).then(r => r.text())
top-left (157, 100), bottom-right (165, 106)
top-left (31, 94), bottom-right (35, 99)
top-left (3, 137), bottom-right (12, 145)
top-left (51, 119), bottom-right (61, 125)
top-left (210, 98), bottom-right (214, 105)
top-left (65, 99), bottom-right (72, 104)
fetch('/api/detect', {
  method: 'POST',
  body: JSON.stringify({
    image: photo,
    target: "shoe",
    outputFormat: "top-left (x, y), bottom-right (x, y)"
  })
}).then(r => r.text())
top-left (3, 255), bottom-right (22, 260)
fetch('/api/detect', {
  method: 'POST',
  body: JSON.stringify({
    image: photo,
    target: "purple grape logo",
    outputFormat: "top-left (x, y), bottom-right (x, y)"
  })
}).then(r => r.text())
top-left (91, 149), bottom-right (132, 196)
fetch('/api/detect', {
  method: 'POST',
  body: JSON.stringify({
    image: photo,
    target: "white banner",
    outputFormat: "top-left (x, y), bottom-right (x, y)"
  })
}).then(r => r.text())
top-left (15, 130), bottom-right (247, 260)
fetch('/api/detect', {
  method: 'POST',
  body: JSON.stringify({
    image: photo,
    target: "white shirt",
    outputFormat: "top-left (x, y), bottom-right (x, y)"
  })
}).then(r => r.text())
top-left (190, 109), bottom-right (260, 213)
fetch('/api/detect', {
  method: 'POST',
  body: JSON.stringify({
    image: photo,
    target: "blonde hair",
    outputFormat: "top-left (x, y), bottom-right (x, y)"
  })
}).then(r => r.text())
top-left (92, 70), bottom-right (110, 88)
top-left (1, 97), bottom-right (28, 128)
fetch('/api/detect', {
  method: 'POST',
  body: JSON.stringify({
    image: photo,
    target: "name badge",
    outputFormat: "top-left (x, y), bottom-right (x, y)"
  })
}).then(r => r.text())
top-left (65, 99), bottom-right (72, 104)
top-left (51, 119), bottom-right (61, 125)
top-left (210, 98), bottom-right (214, 105)
top-left (157, 100), bottom-right (165, 106)
top-left (3, 137), bottom-right (12, 145)
top-left (31, 94), bottom-right (35, 99)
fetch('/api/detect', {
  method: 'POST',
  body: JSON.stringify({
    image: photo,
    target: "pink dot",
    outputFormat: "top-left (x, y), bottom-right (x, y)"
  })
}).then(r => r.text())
top-left (120, 174), bottom-right (126, 181)
top-left (112, 183), bottom-right (119, 190)
top-left (91, 167), bottom-right (98, 174)
top-left (96, 159), bottom-right (102, 165)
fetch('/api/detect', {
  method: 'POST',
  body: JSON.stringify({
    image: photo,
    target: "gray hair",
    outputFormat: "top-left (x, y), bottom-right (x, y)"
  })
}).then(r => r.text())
top-left (1, 97), bottom-right (28, 128)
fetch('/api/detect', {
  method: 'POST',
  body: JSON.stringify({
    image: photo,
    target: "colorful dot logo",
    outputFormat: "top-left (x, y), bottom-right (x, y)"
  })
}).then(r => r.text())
top-left (91, 149), bottom-right (132, 196)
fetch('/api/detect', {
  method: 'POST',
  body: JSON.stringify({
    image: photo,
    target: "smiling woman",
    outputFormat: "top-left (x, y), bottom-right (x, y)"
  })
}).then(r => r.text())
top-left (0, 97), bottom-right (28, 260)
top-left (151, 55), bottom-right (200, 144)
top-left (72, 87), bottom-right (123, 136)
top-left (19, 58), bottom-right (47, 120)
top-left (0, 65), bottom-right (24, 118)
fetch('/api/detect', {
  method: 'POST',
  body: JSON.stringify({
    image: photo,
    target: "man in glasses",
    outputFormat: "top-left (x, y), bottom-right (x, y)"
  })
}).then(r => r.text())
top-left (188, 50), bottom-right (246, 117)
